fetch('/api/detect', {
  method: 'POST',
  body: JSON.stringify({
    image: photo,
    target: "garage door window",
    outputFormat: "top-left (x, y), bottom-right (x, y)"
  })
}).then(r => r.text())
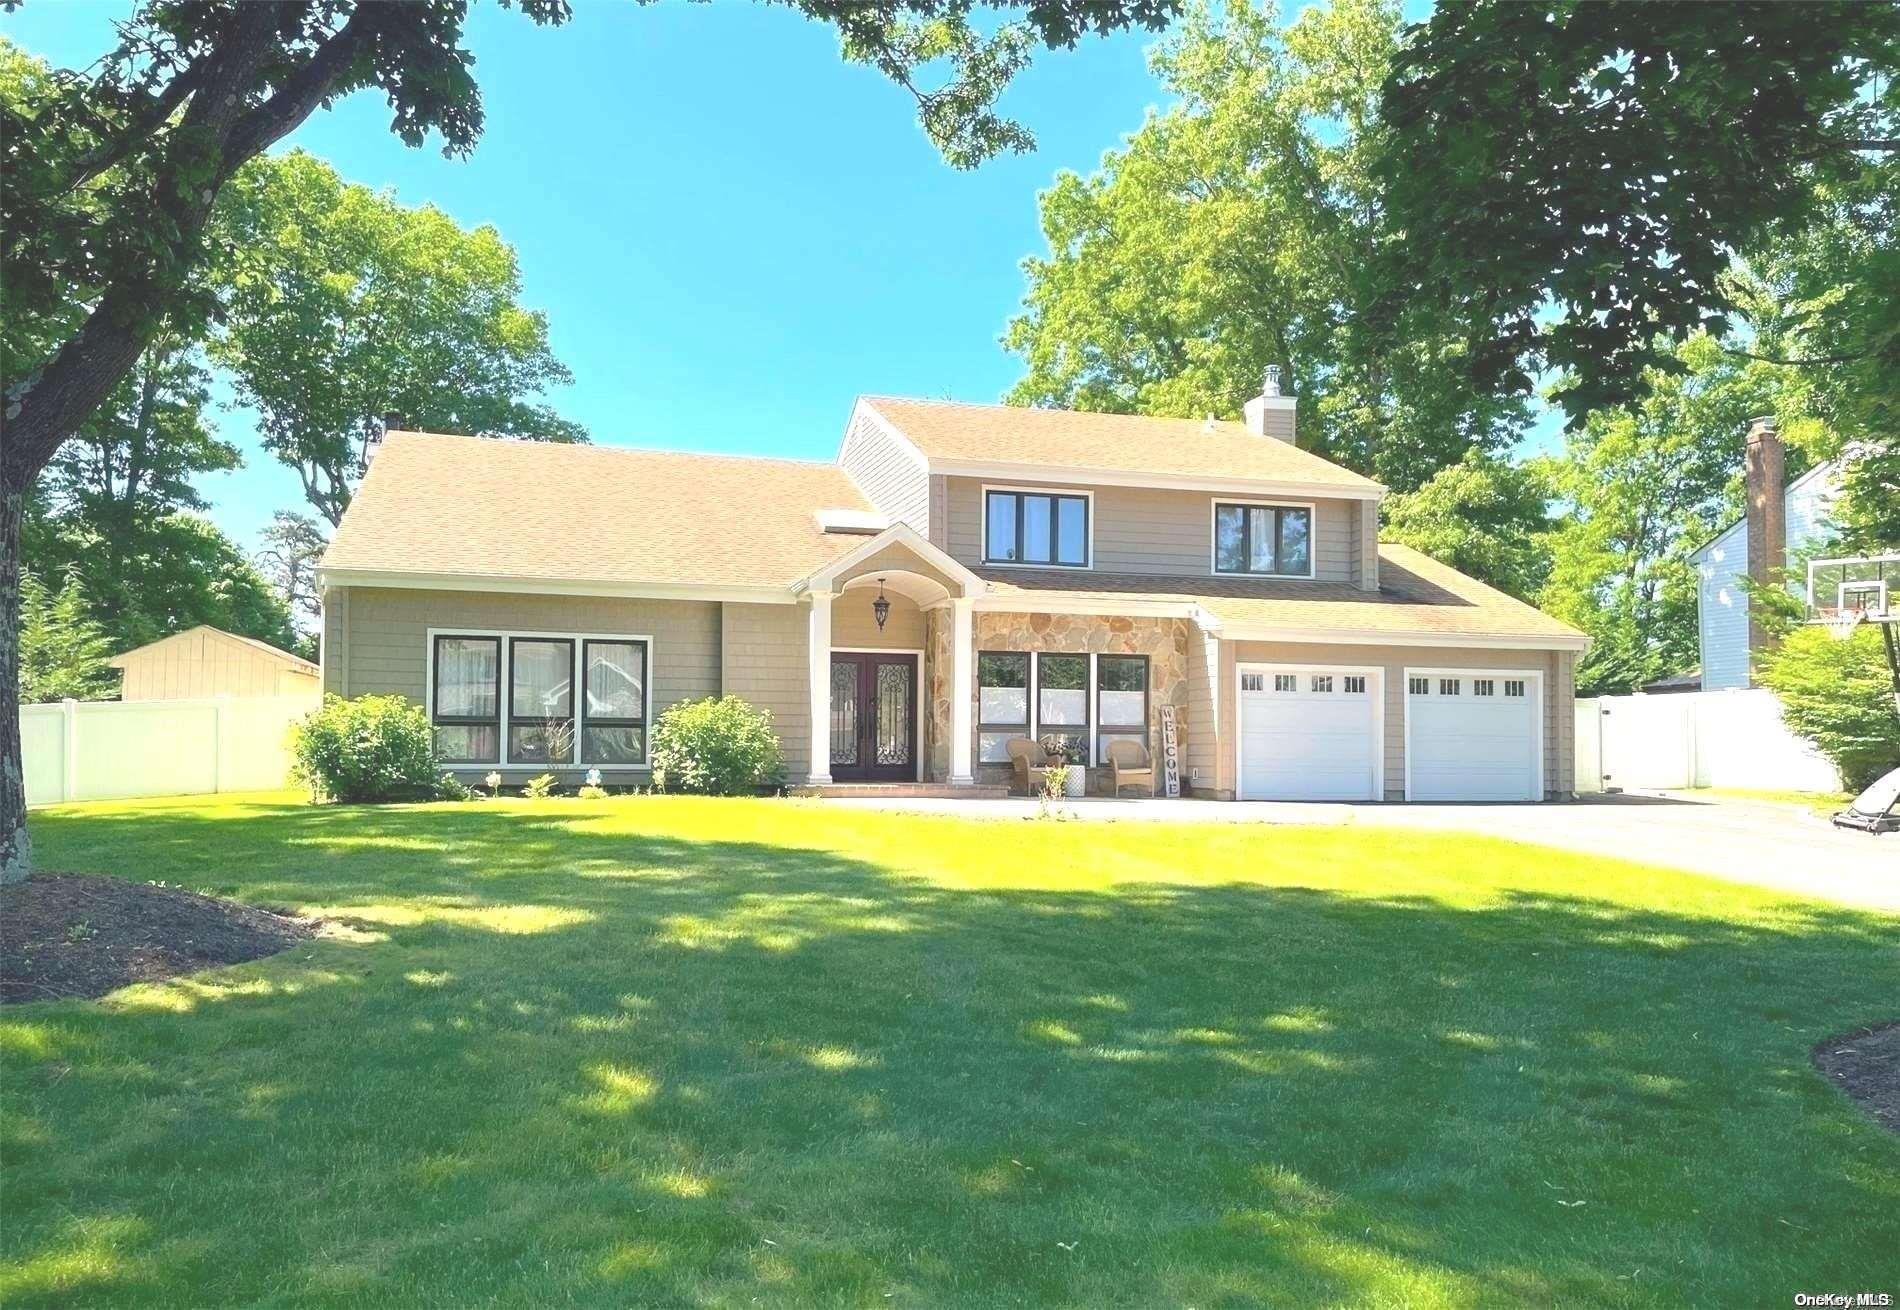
top-left (1473, 679), bottom-right (1495, 696)
top-left (1438, 678), bottom-right (1461, 696)
top-left (1505, 679), bottom-right (1526, 697)
top-left (1274, 674), bottom-right (1297, 692)
top-left (1408, 676), bottom-right (1429, 695)
top-left (1343, 675), bottom-right (1366, 694)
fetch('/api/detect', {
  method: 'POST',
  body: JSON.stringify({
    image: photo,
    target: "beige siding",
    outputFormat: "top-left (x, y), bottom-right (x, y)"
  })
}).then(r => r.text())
top-left (115, 627), bottom-right (316, 701)
top-left (832, 590), bottom-right (926, 650)
top-left (322, 588), bottom-right (350, 696)
top-left (838, 409), bottom-right (930, 533)
top-left (1353, 501), bottom-right (1379, 592)
top-left (928, 475), bottom-right (950, 550)
top-left (942, 476), bottom-right (1359, 582)
top-left (342, 587), bottom-right (722, 775)
top-left (1225, 640), bottom-right (1577, 800)
top-left (1184, 624), bottom-right (1224, 797)
top-left (722, 601), bottom-right (812, 780)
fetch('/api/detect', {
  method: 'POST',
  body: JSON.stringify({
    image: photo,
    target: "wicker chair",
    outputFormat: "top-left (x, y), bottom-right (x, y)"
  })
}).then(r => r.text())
top-left (1005, 737), bottom-right (1054, 796)
top-left (1105, 738), bottom-right (1156, 797)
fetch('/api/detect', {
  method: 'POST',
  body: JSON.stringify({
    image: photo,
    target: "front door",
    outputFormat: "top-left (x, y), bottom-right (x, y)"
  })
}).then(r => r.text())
top-left (829, 653), bottom-right (917, 781)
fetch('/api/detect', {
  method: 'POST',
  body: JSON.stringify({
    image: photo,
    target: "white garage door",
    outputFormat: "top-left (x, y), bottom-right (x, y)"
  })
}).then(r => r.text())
top-left (1406, 671), bottom-right (1541, 801)
top-left (1238, 667), bottom-right (1380, 801)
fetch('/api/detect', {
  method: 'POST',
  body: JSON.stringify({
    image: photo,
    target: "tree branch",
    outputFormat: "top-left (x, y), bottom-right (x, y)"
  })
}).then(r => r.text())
top-left (55, 63), bottom-right (205, 198)
top-left (224, 6), bottom-right (385, 167)
top-left (1722, 345), bottom-right (1875, 367)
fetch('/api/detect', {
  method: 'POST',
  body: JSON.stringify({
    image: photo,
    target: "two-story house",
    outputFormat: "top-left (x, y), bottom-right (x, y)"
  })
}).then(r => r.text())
top-left (317, 379), bottom-right (1588, 801)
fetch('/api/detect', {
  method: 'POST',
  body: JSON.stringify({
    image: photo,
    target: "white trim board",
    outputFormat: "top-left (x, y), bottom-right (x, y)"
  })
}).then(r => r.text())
top-left (425, 626), bottom-right (656, 772)
top-left (322, 569), bottom-right (793, 605)
top-left (1401, 664), bottom-right (1545, 803)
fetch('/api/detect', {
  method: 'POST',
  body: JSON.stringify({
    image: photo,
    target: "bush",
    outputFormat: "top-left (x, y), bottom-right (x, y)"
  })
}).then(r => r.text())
top-left (1756, 625), bottom-right (1900, 791)
top-left (290, 694), bottom-right (441, 803)
top-left (650, 695), bottom-right (784, 795)
top-left (521, 773), bottom-right (558, 799)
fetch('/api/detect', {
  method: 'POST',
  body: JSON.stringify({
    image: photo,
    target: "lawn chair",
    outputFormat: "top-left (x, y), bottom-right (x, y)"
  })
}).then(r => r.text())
top-left (1105, 738), bottom-right (1156, 798)
top-left (1006, 737), bottom-right (1054, 796)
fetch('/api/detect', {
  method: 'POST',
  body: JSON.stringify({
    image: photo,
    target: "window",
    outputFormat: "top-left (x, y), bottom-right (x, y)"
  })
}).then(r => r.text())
top-left (1473, 679), bottom-right (1495, 697)
top-left (1241, 672), bottom-right (1265, 692)
top-left (985, 490), bottom-right (1089, 567)
top-left (1311, 674), bottom-right (1334, 693)
top-left (1343, 675), bottom-right (1366, 694)
top-left (977, 652), bottom-right (1030, 763)
top-left (1439, 678), bottom-right (1461, 696)
top-left (432, 636), bottom-right (500, 762)
top-left (1504, 679), bottom-right (1527, 698)
top-left (1408, 676), bottom-right (1430, 695)
top-left (1036, 654), bottom-right (1089, 763)
top-left (582, 640), bottom-right (646, 765)
top-left (1274, 674), bottom-right (1298, 692)
top-left (510, 637), bottom-right (576, 764)
top-left (1097, 655), bottom-right (1149, 759)
top-left (1214, 502), bottom-right (1313, 576)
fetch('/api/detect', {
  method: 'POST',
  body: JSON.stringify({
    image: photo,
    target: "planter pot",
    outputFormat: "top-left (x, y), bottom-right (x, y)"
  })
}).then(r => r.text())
top-left (1063, 768), bottom-right (1088, 799)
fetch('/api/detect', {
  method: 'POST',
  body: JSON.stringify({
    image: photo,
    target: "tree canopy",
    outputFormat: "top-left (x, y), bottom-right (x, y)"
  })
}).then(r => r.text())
top-left (212, 149), bottom-right (586, 526)
top-left (1381, 450), bottom-right (1552, 602)
top-left (1005, 0), bottom-right (1527, 489)
top-left (1375, 0), bottom-right (1899, 426)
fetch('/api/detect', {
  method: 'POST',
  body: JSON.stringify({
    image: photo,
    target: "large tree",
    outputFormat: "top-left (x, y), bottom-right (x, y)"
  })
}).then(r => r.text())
top-left (213, 150), bottom-right (586, 527)
top-left (1006, 0), bottom-right (1528, 489)
top-left (1376, 0), bottom-right (1899, 426)
top-left (0, 0), bottom-right (1179, 881)
top-left (1381, 450), bottom-right (1553, 602)
top-left (255, 509), bottom-right (328, 656)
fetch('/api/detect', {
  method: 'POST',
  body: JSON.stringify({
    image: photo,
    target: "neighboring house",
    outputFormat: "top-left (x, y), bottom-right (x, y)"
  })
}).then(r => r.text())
top-left (1690, 419), bottom-right (1839, 690)
top-left (110, 625), bottom-right (320, 701)
top-left (317, 378), bottom-right (1588, 801)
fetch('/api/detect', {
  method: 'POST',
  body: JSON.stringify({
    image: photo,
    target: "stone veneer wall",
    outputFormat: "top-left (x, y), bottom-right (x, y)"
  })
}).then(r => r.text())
top-left (924, 611), bottom-right (1192, 794)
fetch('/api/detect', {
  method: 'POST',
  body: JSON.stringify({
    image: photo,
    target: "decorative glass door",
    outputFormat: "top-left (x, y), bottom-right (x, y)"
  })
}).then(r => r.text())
top-left (829, 653), bottom-right (917, 781)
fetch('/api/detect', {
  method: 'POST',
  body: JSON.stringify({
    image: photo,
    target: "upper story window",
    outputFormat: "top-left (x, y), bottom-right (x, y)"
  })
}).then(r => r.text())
top-left (1213, 501), bottom-right (1313, 577)
top-left (985, 488), bottom-right (1089, 568)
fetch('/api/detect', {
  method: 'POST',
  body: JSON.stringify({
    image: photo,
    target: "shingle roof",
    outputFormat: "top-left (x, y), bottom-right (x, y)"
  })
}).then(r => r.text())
top-left (977, 544), bottom-right (1586, 643)
top-left (320, 431), bottom-right (871, 589)
top-left (863, 396), bottom-right (1384, 492)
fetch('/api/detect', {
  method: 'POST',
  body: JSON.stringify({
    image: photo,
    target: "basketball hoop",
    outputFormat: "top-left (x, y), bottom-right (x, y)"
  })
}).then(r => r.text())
top-left (1823, 607), bottom-right (1866, 641)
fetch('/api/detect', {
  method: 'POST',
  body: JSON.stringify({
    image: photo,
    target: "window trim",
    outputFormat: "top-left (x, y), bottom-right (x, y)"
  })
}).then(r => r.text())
top-left (1095, 653), bottom-right (1150, 761)
top-left (981, 484), bottom-right (1094, 570)
top-left (425, 627), bottom-right (654, 770)
top-left (430, 634), bottom-right (502, 764)
top-left (1210, 498), bottom-right (1318, 579)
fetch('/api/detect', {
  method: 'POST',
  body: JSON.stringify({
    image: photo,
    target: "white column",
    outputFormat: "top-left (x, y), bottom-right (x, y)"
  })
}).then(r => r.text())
top-left (806, 591), bottom-right (834, 785)
top-left (949, 597), bottom-right (976, 786)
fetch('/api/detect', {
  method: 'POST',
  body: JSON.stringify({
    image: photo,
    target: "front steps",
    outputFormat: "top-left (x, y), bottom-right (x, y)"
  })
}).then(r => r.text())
top-left (790, 782), bottom-right (1012, 799)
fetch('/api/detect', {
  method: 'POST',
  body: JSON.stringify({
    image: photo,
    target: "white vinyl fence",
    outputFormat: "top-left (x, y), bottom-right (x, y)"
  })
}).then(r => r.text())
top-left (22, 694), bottom-right (319, 806)
top-left (1574, 688), bottom-right (1840, 794)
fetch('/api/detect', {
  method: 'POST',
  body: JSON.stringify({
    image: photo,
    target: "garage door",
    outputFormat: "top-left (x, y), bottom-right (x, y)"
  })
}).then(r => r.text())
top-left (1238, 667), bottom-right (1380, 801)
top-left (1406, 671), bottom-right (1541, 801)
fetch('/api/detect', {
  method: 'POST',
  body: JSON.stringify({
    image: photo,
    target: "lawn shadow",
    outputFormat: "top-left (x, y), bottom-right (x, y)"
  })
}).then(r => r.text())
top-left (6, 800), bottom-right (1899, 1306)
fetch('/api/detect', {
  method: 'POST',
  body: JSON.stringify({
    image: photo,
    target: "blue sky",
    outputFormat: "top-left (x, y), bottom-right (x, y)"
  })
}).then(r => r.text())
top-left (9, 1), bottom-right (1517, 557)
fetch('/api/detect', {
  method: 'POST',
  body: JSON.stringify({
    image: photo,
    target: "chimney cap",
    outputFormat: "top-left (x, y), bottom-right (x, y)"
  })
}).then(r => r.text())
top-left (381, 411), bottom-right (406, 434)
top-left (1747, 415), bottom-right (1779, 439)
top-left (1263, 365), bottom-right (1283, 398)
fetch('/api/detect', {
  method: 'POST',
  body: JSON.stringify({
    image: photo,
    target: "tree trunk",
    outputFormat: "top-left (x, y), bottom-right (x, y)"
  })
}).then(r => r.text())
top-left (1, 480), bottom-right (28, 885)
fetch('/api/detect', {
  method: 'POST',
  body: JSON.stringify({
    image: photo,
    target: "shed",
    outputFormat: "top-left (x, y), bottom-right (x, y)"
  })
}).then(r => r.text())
top-left (109, 626), bottom-right (320, 701)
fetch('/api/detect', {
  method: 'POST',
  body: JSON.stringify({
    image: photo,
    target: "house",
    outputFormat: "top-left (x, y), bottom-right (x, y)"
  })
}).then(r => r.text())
top-left (316, 378), bottom-right (1588, 801)
top-left (110, 625), bottom-right (320, 701)
top-left (1689, 418), bottom-right (1841, 691)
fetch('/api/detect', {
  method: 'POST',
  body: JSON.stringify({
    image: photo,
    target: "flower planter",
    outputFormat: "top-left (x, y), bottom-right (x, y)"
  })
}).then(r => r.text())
top-left (1063, 767), bottom-right (1087, 799)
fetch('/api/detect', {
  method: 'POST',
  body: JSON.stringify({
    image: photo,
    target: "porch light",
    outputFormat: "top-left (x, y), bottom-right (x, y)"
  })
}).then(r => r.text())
top-left (872, 578), bottom-right (891, 632)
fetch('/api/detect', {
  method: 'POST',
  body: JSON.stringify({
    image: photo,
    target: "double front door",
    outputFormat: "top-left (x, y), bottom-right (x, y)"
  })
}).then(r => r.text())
top-left (829, 652), bottom-right (917, 781)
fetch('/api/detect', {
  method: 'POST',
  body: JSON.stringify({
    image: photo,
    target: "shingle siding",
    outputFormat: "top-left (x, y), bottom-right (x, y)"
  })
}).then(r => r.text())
top-left (721, 601), bottom-right (811, 780)
top-left (941, 476), bottom-right (1360, 582)
top-left (338, 587), bottom-right (723, 774)
top-left (838, 408), bottom-right (930, 534)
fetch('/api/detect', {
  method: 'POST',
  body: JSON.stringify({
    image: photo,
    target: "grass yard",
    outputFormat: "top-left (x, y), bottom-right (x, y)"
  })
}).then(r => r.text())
top-left (1701, 786), bottom-right (1858, 818)
top-left (4, 794), bottom-right (1897, 1307)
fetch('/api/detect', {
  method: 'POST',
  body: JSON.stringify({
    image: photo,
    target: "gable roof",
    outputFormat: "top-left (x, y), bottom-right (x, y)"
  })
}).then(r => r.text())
top-left (977, 544), bottom-right (1587, 647)
top-left (859, 396), bottom-right (1384, 496)
top-left (110, 625), bottom-right (317, 673)
top-left (320, 431), bottom-right (874, 594)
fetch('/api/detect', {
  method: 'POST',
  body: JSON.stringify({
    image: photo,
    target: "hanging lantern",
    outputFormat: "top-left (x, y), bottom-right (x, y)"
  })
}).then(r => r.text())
top-left (871, 577), bottom-right (891, 632)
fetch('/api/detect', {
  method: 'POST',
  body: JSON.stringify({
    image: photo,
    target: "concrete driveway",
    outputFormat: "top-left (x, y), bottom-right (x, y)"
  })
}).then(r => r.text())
top-left (813, 790), bottom-right (1899, 912)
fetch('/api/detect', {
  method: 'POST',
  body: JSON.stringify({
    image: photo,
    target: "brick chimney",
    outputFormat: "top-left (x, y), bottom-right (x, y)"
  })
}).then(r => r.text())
top-left (1743, 415), bottom-right (1785, 676)
top-left (1242, 366), bottom-right (1297, 442)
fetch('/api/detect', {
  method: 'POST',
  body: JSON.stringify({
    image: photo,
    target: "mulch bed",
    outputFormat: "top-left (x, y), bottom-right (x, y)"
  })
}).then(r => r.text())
top-left (1, 873), bottom-right (314, 1005)
top-left (1813, 1022), bottom-right (1900, 1135)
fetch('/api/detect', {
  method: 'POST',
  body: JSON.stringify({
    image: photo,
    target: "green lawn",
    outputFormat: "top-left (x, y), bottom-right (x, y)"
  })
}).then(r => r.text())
top-left (1700, 786), bottom-right (1857, 818)
top-left (4, 795), bottom-right (1897, 1307)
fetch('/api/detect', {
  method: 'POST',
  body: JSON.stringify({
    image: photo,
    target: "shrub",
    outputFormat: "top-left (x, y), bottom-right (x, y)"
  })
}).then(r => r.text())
top-left (1756, 625), bottom-right (1900, 791)
top-left (290, 694), bottom-right (440, 803)
top-left (521, 773), bottom-right (558, 799)
top-left (650, 695), bottom-right (784, 795)
top-left (576, 784), bottom-right (610, 800)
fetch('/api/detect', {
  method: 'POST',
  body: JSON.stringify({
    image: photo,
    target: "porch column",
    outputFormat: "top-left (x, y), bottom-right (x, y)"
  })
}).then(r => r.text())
top-left (949, 596), bottom-right (975, 786)
top-left (806, 590), bottom-right (833, 785)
